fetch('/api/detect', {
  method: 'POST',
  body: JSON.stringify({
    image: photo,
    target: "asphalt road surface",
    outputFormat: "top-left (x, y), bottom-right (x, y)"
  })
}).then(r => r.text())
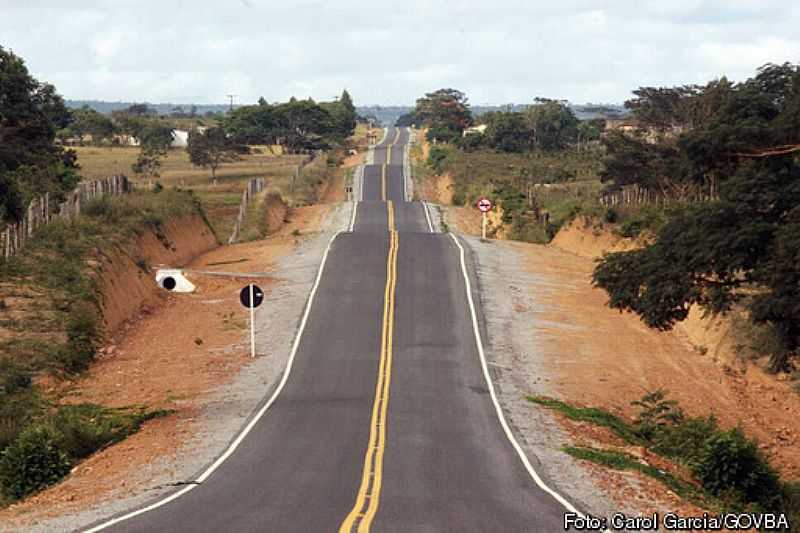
top-left (91, 128), bottom-right (570, 532)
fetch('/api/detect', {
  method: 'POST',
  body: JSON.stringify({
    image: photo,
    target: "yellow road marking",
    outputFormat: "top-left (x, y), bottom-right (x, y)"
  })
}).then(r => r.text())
top-left (381, 165), bottom-right (387, 201)
top-left (386, 129), bottom-right (400, 165)
top-left (339, 202), bottom-right (397, 533)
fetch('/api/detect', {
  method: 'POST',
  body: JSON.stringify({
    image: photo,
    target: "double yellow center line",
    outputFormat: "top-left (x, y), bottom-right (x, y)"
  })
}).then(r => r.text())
top-left (386, 129), bottom-right (400, 165)
top-left (339, 201), bottom-right (398, 533)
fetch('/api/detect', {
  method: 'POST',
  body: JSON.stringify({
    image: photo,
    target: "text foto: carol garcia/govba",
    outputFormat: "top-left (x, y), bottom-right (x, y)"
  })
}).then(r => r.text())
top-left (564, 511), bottom-right (790, 531)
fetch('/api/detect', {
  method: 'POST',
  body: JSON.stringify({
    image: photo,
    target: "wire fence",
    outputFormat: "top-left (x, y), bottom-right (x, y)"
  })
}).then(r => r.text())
top-left (1, 175), bottom-right (131, 260)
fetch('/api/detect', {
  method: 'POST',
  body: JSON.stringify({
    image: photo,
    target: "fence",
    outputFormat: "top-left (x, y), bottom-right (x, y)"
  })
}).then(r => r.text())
top-left (599, 184), bottom-right (718, 207)
top-left (228, 178), bottom-right (266, 244)
top-left (1, 175), bottom-right (131, 260)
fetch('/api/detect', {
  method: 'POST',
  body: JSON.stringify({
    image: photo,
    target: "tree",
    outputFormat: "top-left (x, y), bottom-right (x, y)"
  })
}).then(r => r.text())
top-left (222, 103), bottom-right (279, 145)
top-left (484, 112), bottom-right (530, 152)
top-left (0, 46), bottom-right (78, 222)
top-left (131, 122), bottom-right (173, 182)
top-left (594, 63), bottom-right (800, 371)
top-left (395, 111), bottom-right (416, 127)
top-left (187, 127), bottom-right (244, 183)
top-left (523, 100), bottom-right (579, 151)
top-left (414, 88), bottom-right (472, 143)
top-left (67, 106), bottom-right (115, 145)
top-left (273, 98), bottom-right (335, 152)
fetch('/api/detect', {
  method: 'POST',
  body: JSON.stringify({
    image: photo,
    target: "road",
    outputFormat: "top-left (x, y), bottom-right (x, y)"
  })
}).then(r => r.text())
top-left (89, 128), bottom-right (572, 532)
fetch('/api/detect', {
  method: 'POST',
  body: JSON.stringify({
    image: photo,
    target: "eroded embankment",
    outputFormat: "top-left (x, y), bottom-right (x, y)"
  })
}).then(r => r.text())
top-left (97, 215), bottom-right (218, 334)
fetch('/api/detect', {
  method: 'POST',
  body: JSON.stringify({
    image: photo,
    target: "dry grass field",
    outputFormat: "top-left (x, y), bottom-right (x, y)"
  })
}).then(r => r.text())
top-left (72, 146), bottom-right (308, 241)
top-left (71, 123), bottom-right (378, 242)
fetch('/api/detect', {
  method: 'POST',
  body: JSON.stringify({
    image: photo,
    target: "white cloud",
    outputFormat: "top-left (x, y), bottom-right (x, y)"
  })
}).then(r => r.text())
top-left (1, 0), bottom-right (798, 105)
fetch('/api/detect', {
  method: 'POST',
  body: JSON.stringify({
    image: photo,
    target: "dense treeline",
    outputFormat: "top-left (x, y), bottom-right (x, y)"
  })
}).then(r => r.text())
top-left (593, 63), bottom-right (800, 370)
top-left (401, 90), bottom-right (602, 153)
top-left (222, 91), bottom-right (357, 152)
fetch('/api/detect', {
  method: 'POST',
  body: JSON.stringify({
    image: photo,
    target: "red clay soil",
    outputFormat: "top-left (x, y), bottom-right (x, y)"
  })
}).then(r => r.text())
top-left (518, 240), bottom-right (800, 480)
top-left (0, 205), bottom-right (333, 525)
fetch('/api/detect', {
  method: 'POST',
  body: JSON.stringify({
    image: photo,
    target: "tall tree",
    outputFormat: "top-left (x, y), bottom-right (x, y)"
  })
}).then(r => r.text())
top-left (594, 62), bottom-right (800, 371)
top-left (523, 100), bottom-right (579, 151)
top-left (414, 88), bottom-right (472, 143)
top-left (187, 127), bottom-right (244, 183)
top-left (0, 46), bottom-right (78, 222)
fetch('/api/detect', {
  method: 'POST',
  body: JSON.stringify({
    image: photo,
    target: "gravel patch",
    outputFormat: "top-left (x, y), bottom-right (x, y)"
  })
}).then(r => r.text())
top-left (21, 203), bottom-right (352, 533)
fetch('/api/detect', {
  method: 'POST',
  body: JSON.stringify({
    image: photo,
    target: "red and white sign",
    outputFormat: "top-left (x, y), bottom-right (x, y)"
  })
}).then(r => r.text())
top-left (477, 197), bottom-right (493, 213)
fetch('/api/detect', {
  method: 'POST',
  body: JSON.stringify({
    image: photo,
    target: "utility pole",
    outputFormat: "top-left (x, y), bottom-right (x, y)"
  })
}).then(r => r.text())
top-left (226, 94), bottom-right (237, 112)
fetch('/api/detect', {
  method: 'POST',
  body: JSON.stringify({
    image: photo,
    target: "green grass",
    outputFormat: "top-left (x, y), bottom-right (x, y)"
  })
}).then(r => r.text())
top-left (527, 395), bottom-right (643, 444)
top-left (563, 446), bottom-right (704, 503)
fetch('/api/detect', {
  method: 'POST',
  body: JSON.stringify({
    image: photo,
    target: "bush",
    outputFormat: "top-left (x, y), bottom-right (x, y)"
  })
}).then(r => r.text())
top-left (427, 145), bottom-right (450, 174)
top-left (51, 404), bottom-right (160, 461)
top-left (57, 303), bottom-right (99, 374)
top-left (0, 426), bottom-right (71, 500)
top-left (0, 388), bottom-right (42, 451)
top-left (651, 416), bottom-right (719, 466)
top-left (693, 428), bottom-right (782, 511)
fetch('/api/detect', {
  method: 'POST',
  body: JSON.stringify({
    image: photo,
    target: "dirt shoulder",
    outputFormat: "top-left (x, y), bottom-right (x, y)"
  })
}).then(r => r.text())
top-left (0, 202), bottom-right (350, 532)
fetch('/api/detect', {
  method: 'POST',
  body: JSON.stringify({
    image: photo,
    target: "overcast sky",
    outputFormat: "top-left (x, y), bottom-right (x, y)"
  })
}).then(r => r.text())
top-left (2, 0), bottom-right (799, 106)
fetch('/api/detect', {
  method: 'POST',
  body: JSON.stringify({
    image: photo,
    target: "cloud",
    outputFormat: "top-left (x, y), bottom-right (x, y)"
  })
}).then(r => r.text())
top-left (1, 0), bottom-right (798, 105)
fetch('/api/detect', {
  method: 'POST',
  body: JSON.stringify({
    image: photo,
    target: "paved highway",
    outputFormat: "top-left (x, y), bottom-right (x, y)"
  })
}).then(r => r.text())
top-left (89, 128), bottom-right (574, 532)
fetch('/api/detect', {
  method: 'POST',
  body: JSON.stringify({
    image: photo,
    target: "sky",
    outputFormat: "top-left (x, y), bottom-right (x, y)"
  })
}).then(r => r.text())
top-left (2, 0), bottom-right (799, 107)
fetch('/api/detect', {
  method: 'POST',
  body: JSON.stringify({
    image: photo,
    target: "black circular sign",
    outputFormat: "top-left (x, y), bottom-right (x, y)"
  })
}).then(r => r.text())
top-left (240, 284), bottom-right (264, 308)
top-left (162, 276), bottom-right (177, 291)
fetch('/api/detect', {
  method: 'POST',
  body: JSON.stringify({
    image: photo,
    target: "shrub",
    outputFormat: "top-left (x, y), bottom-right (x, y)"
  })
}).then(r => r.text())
top-left (693, 428), bottom-right (782, 511)
top-left (57, 303), bottom-right (99, 374)
top-left (651, 416), bottom-right (719, 466)
top-left (51, 404), bottom-right (160, 461)
top-left (0, 426), bottom-right (71, 500)
top-left (631, 390), bottom-right (684, 441)
top-left (427, 145), bottom-right (450, 174)
top-left (0, 388), bottom-right (42, 451)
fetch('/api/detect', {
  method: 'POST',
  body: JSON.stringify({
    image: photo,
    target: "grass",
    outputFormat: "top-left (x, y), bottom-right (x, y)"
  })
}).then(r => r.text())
top-left (563, 446), bottom-right (704, 503)
top-left (72, 145), bottom-right (309, 238)
top-left (530, 393), bottom-right (798, 519)
top-left (527, 395), bottom-right (643, 444)
top-left (0, 190), bottom-right (201, 504)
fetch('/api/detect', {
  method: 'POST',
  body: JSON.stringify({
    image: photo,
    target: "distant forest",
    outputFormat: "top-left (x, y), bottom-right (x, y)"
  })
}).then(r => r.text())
top-left (66, 101), bottom-right (628, 126)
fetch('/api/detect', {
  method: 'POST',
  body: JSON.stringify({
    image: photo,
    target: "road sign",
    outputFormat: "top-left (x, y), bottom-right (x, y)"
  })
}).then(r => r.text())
top-left (240, 284), bottom-right (264, 358)
top-left (477, 197), bottom-right (493, 213)
top-left (240, 284), bottom-right (264, 308)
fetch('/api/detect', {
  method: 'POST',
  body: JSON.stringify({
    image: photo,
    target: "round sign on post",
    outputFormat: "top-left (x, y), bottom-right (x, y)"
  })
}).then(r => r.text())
top-left (240, 284), bottom-right (264, 308)
top-left (240, 284), bottom-right (264, 358)
top-left (477, 197), bottom-right (492, 240)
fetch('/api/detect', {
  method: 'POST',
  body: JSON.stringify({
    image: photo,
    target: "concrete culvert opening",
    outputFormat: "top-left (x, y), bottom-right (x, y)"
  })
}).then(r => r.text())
top-left (162, 276), bottom-right (177, 291)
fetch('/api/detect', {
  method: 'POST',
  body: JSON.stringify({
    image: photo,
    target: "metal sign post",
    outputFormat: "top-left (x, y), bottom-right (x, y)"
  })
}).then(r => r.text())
top-left (239, 284), bottom-right (264, 358)
top-left (477, 197), bottom-right (493, 240)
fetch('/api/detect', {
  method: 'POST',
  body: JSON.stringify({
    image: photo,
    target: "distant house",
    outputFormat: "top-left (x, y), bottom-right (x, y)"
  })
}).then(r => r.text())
top-left (463, 124), bottom-right (488, 136)
top-left (604, 118), bottom-right (639, 134)
top-left (112, 134), bottom-right (140, 146)
top-left (171, 130), bottom-right (189, 148)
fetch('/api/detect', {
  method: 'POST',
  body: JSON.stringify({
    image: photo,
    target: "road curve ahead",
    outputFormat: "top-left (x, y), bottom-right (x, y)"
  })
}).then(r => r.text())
top-left (91, 128), bottom-right (572, 532)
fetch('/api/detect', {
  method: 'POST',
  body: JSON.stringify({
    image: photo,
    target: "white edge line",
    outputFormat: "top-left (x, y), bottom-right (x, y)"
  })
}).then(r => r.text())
top-left (448, 232), bottom-right (593, 519)
top-left (86, 231), bottom-right (343, 532)
top-left (422, 202), bottom-right (434, 234)
top-left (349, 200), bottom-right (358, 232)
